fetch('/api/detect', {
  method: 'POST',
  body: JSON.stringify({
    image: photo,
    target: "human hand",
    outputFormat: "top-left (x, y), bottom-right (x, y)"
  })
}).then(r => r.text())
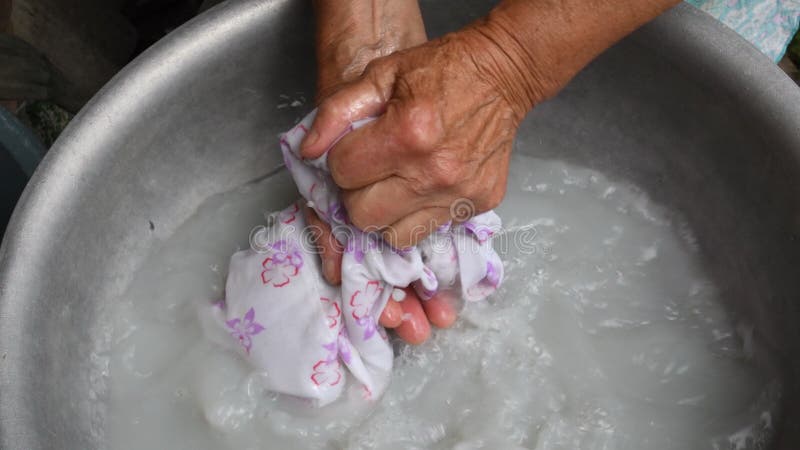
top-left (312, 0), bottom-right (427, 101)
top-left (305, 0), bottom-right (680, 248)
top-left (301, 26), bottom-right (543, 248)
top-left (305, 0), bottom-right (680, 344)
top-left (306, 0), bottom-right (457, 344)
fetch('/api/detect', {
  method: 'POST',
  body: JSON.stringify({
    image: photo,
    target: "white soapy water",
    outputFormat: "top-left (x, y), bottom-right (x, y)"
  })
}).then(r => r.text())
top-left (107, 156), bottom-right (780, 450)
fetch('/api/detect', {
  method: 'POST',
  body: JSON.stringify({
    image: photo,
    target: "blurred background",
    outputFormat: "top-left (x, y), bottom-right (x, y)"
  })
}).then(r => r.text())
top-left (0, 0), bottom-right (799, 238)
top-left (0, 0), bottom-right (228, 236)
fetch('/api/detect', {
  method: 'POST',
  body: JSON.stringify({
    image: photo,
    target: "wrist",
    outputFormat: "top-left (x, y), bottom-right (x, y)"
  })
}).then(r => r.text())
top-left (313, 0), bottom-right (426, 100)
top-left (460, 0), bottom-right (680, 118)
top-left (457, 11), bottom-right (554, 121)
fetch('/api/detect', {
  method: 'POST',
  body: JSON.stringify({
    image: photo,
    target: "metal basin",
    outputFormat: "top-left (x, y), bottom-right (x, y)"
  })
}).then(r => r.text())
top-left (2, 0), bottom-right (799, 448)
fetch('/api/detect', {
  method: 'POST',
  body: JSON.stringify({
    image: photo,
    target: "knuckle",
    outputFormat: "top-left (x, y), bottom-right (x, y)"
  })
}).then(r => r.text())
top-left (319, 97), bottom-right (345, 121)
top-left (364, 56), bottom-right (389, 74)
top-left (344, 197), bottom-right (382, 232)
top-left (426, 153), bottom-right (464, 189)
top-left (328, 155), bottom-right (350, 188)
top-left (397, 103), bottom-right (442, 151)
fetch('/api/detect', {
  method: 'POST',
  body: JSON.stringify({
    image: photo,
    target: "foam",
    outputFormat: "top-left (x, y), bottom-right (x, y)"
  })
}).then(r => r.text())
top-left (107, 156), bottom-right (779, 449)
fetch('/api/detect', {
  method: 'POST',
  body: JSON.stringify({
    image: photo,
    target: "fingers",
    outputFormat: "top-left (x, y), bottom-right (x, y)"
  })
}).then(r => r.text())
top-left (301, 60), bottom-right (398, 159)
top-left (394, 289), bottom-right (431, 345)
top-left (328, 100), bottom-right (444, 190)
top-left (421, 291), bottom-right (458, 329)
top-left (341, 177), bottom-right (439, 231)
top-left (303, 205), bottom-right (344, 285)
top-left (327, 117), bottom-right (402, 189)
top-left (389, 288), bottom-right (458, 344)
top-left (382, 206), bottom-right (451, 249)
top-left (378, 299), bottom-right (403, 328)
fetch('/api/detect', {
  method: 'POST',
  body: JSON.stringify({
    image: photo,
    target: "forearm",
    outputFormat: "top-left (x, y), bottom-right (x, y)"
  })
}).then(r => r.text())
top-left (312, 0), bottom-right (426, 98)
top-left (466, 0), bottom-right (680, 115)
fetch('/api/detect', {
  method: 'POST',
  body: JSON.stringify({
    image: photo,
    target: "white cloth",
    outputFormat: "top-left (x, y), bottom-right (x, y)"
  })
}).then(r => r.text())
top-left (202, 110), bottom-right (504, 407)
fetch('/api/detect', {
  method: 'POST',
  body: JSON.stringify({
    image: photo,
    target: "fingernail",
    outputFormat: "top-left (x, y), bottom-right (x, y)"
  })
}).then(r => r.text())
top-left (391, 288), bottom-right (406, 302)
top-left (302, 129), bottom-right (319, 153)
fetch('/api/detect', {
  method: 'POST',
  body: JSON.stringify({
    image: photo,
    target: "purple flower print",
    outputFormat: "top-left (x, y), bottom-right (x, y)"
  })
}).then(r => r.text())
top-left (463, 221), bottom-right (494, 243)
top-left (322, 341), bottom-right (338, 362)
top-left (392, 246), bottom-right (411, 257)
top-left (261, 239), bottom-right (304, 287)
top-left (415, 267), bottom-right (439, 300)
top-left (345, 239), bottom-right (365, 263)
top-left (486, 261), bottom-right (501, 287)
top-left (419, 286), bottom-right (437, 300)
top-left (337, 329), bottom-right (352, 364)
top-left (226, 307), bottom-right (265, 354)
top-left (346, 238), bottom-right (377, 264)
top-left (423, 267), bottom-right (436, 284)
top-left (437, 220), bottom-right (453, 233)
top-left (327, 201), bottom-right (347, 223)
top-left (356, 316), bottom-right (377, 340)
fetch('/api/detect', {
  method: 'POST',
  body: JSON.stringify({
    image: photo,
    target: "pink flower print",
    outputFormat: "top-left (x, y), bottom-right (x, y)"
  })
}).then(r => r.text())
top-left (311, 360), bottom-right (342, 387)
top-left (349, 280), bottom-right (383, 320)
top-left (362, 384), bottom-right (373, 400)
top-left (356, 316), bottom-right (377, 340)
top-left (261, 240), bottom-right (303, 287)
top-left (226, 307), bottom-right (265, 354)
top-left (278, 203), bottom-right (299, 225)
top-left (320, 296), bottom-right (341, 329)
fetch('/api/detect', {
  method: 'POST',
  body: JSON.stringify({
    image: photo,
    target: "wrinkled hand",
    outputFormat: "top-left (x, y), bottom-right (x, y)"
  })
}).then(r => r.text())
top-left (301, 30), bottom-right (534, 250)
top-left (305, 0), bottom-right (679, 343)
top-left (302, 26), bottom-right (539, 344)
top-left (306, 0), bottom-right (461, 344)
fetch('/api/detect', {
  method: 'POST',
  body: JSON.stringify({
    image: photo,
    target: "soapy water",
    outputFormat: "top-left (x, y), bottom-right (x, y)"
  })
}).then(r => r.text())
top-left (107, 156), bottom-right (780, 450)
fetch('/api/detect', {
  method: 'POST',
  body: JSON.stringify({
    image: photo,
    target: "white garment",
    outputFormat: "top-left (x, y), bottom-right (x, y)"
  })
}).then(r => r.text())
top-left (203, 110), bottom-right (504, 407)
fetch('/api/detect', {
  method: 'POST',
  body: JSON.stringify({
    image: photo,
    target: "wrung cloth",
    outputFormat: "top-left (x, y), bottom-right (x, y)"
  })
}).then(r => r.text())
top-left (202, 110), bottom-right (504, 407)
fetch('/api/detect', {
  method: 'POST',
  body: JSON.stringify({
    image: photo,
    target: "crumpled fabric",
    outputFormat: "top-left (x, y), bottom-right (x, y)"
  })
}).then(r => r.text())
top-left (686, 0), bottom-right (800, 62)
top-left (202, 110), bottom-right (504, 407)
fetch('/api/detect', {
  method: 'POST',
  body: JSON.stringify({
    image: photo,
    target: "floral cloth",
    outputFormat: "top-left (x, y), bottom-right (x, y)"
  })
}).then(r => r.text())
top-left (686, 0), bottom-right (800, 62)
top-left (202, 110), bottom-right (504, 407)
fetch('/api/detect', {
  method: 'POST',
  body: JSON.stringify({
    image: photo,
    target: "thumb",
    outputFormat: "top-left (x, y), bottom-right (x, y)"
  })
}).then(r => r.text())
top-left (301, 59), bottom-right (397, 159)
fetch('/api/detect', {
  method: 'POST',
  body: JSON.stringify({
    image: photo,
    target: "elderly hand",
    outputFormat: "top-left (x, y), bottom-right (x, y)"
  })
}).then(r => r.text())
top-left (306, 0), bottom-right (680, 344)
top-left (307, 0), bottom-right (458, 344)
top-left (301, 28), bottom-right (541, 248)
